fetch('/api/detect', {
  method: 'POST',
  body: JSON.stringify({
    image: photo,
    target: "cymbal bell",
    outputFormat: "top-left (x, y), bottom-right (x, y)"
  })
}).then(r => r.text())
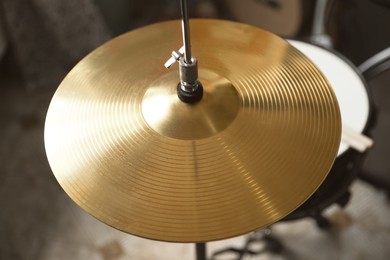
top-left (44, 19), bottom-right (341, 242)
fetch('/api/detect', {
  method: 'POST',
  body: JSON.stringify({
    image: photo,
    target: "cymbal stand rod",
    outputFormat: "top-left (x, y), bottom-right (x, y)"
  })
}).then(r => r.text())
top-left (180, 0), bottom-right (192, 63)
top-left (177, 0), bottom-right (203, 103)
top-left (195, 242), bottom-right (207, 260)
top-left (165, 0), bottom-right (203, 103)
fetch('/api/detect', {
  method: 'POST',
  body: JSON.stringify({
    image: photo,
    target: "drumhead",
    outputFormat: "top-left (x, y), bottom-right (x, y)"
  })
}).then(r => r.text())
top-left (288, 40), bottom-right (370, 156)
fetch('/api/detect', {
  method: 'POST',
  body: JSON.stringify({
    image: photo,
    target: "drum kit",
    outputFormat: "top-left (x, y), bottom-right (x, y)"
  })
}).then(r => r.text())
top-left (44, 0), bottom-right (375, 259)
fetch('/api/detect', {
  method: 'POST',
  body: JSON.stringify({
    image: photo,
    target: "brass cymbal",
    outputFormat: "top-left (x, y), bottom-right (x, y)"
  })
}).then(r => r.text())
top-left (44, 19), bottom-right (341, 242)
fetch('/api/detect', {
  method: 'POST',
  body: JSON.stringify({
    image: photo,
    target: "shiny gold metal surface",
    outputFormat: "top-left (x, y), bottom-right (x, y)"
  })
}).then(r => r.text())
top-left (45, 19), bottom-right (341, 242)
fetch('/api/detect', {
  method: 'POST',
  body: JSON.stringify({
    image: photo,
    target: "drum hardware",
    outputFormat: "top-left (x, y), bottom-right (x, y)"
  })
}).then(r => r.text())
top-left (44, 1), bottom-right (342, 259)
top-left (209, 228), bottom-right (282, 260)
top-left (168, 0), bottom-right (203, 104)
top-left (210, 228), bottom-right (283, 260)
top-left (196, 242), bottom-right (207, 260)
top-left (358, 46), bottom-right (390, 80)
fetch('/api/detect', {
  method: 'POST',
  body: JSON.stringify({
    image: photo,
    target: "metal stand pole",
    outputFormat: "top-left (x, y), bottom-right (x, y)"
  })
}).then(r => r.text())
top-left (196, 242), bottom-right (207, 260)
top-left (165, 0), bottom-right (203, 103)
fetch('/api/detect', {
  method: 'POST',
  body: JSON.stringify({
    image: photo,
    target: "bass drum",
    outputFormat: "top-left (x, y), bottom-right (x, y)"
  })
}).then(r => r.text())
top-left (283, 40), bottom-right (376, 222)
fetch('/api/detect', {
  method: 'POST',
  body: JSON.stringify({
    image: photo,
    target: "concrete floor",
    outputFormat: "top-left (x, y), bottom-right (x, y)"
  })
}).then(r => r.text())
top-left (30, 180), bottom-right (390, 260)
